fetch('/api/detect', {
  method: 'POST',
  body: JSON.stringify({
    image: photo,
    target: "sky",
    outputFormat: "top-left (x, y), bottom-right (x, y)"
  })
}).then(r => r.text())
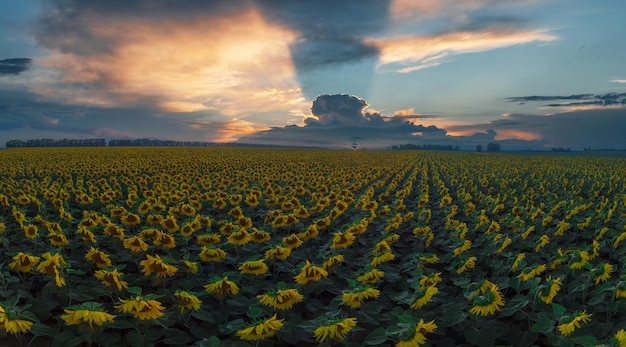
top-left (1, 0), bottom-right (625, 150)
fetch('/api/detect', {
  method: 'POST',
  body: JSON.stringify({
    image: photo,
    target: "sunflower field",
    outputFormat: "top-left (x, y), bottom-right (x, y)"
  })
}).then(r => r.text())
top-left (0, 147), bottom-right (625, 347)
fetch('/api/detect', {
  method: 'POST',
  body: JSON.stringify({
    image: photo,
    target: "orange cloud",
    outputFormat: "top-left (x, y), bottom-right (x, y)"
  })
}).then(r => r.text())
top-left (494, 129), bottom-right (541, 141)
top-left (541, 104), bottom-right (625, 114)
top-left (393, 107), bottom-right (417, 116)
top-left (37, 7), bottom-right (310, 119)
top-left (366, 28), bottom-right (558, 72)
top-left (214, 119), bottom-right (271, 143)
top-left (390, 0), bottom-right (543, 22)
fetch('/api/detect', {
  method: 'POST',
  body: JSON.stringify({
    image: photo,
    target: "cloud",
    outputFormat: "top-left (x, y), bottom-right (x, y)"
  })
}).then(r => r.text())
top-left (33, 5), bottom-right (310, 120)
top-left (389, 0), bottom-right (543, 22)
top-left (610, 79), bottom-right (626, 83)
top-left (366, 27), bottom-right (558, 73)
top-left (238, 94), bottom-right (499, 148)
top-left (0, 58), bottom-right (32, 75)
top-left (447, 108), bottom-right (626, 149)
top-left (506, 92), bottom-right (626, 107)
top-left (255, 0), bottom-right (388, 71)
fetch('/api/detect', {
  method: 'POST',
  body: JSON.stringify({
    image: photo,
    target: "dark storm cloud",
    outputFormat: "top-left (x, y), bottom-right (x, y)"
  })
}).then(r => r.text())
top-left (255, 0), bottom-right (388, 69)
top-left (238, 94), bottom-right (479, 148)
top-left (505, 93), bottom-right (626, 107)
top-left (0, 58), bottom-right (32, 75)
top-left (289, 38), bottom-right (379, 71)
top-left (448, 108), bottom-right (626, 149)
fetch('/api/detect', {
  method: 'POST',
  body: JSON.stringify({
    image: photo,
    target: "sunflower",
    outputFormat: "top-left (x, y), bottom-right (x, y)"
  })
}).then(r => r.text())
top-left (115, 296), bottom-right (165, 321)
top-left (453, 240), bottom-right (472, 256)
top-left (271, 215), bottom-right (288, 228)
top-left (0, 306), bottom-right (34, 334)
top-left (557, 310), bottom-right (592, 336)
top-left (174, 290), bottom-right (202, 313)
top-left (264, 245), bottom-right (292, 261)
top-left (469, 283), bottom-right (505, 316)
top-left (342, 286), bottom-right (381, 308)
top-left (213, 198), bottom-right (227, 209)
top-left (419, 272), bottom-right (442, 287)
top-left (322, 254), bottom-right (344, 270)
top-left (139, 228), bottom-right (160, 240)
top-left (61, 302), bottom-right (116, 330)
top-left (161, 216), bottom-right (179, 233)
top-left (204, 276), bottom-right (240, 296)
top-left (236, 314), bottom-right (284, 341)
top-left (94, 268), bottom-right (128, 291)
top-left (46, 232), bottom-right (69, 247)
top-left (109, 206), bottom-right (127, 218)
top-left (183, 260), bottom-right (199, 274)
top-left (103, 223), bottom-right (125, 240)
top-left (179, 203), bottom-right (196, 217)
top-left (228, 229), bottom-right (251, 246)
top-left (371, 251), bottom-right (395, 266)
top-left (236, 216), bottom-right (253, 229)
top-left (538, 276), bottom-right (562, 304)
top-left (411, 285), bottom-right (438, 309)
top-left (357, 268), bottom-right (385, 285)
top-left (615, 329), bottom-right (626, 347)
top-left (9, 252), bottom-right (40, 273)
top-left (23, 224), bottom-right (39, 239)
top-left (36, 252), bottom-right (66, 287)
top-left (456, 256), bottom-right (477, 274)
top-left (257, 289), bottom-right (304, 310)
top-left (250, 229), bottom-right (272, 243)
top-left (123, 236), bottom-right (149, 253)
top-left (153, 231), bottom-right (176, 248)
top-left (373, 240), bottom-right (391, 255)
top-left (239, 259), bottom-right (269, 276)
top-left (294, 260), bottom-right (328, 285)
top-left (517, 264), bottom-right (547, 281)
top-left (85, 247), bottom-right (112, 268)
top-left (330, 231), bottom-right (355, 249)
top-left (277, 234), bottom-right (301, 250)
top-left (594, 263), bottom-right (613, 284)
top-left (396, 318), bottom-right (438, 347)
top-left (199, 246), bottom-right (227, 262)
top-left (297, 224), bottom-right (319, 241)
top-left (197, 233), bottom-right (221, 246)
top-left (313, 317), bottom-right (357, 342)
top-left (146, 214), bottom-right (164, 225)
top-left (140, 254), bottom-right (178, 278)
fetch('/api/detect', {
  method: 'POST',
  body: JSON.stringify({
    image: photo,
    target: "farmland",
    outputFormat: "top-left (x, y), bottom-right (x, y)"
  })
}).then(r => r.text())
top-left (1, 147), bottom-right (625, 347)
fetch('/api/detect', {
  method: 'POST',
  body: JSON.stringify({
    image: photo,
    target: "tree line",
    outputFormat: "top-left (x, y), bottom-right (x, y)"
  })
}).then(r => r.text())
top-left (4, 138), bottom-right (303, 149)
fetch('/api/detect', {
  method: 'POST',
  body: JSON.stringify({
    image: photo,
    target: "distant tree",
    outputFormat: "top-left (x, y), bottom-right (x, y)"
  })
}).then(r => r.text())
top-left (486, 142), bottom-right (501, 152)
top-left (476, 144), bottom-right (483, 152)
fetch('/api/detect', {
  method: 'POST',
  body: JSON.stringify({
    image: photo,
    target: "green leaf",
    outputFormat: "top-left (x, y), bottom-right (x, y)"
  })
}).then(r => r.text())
top-left (126, 286), bottom-right (142, 296)
top-left (52, 331), bottom-right (80, 347)
top-left (464, 325), bottom-right (497, 347)
top-left (572, 336), bottom-right (598, 347)
top-left (66, 269), bottom-right (86, 275)
top-left (198, 336), bottom-right (221, 347)
top-left (246, 306), bottom-right (262, 319)
top-left (530, 315), bottom-right (554, 334)
top-left (192, 308), bottom-right (217, 323)
top-left (552, 303), bottom-right (566, 317)
top-left (126, 330), bottom-right (149, 347)
top-left (29, 322), bottom-right (59, 337)
top-left (161, 328), bottom-right (194, 345)
top-left (500, 294), bottom-right (529, 317)
top-left (441, 303), bottom-right (468, 327)
top-left (397, 314), bottom-right (413, 323)
top-left (363, 327), bottom-right (387, 345)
